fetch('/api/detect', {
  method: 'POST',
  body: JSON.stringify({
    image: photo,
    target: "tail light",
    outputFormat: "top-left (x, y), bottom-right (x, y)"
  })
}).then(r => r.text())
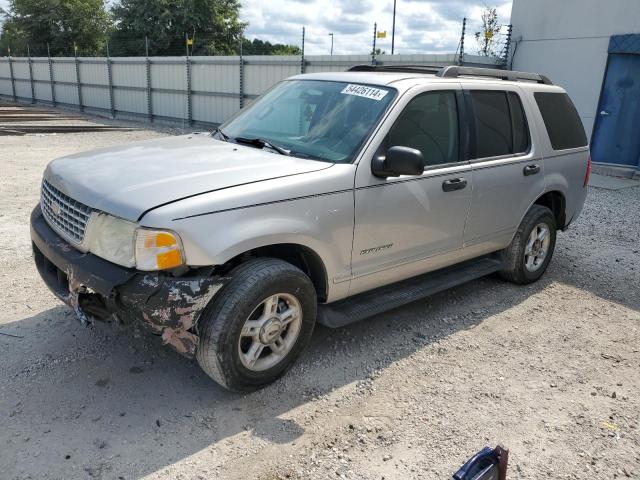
top-left (584, 155), bottom-right (592, 187)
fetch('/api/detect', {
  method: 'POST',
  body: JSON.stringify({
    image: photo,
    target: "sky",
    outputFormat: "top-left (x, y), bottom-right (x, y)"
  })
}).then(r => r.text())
top-left (0, 0), bottom-right (512, 55)
top-left (241, 0), bottom-right (512, 55)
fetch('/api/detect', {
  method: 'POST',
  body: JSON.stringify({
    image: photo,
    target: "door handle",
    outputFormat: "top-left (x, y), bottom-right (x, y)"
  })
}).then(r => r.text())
top-left (442, 177), bottom-right (467, 192)
top-left (523, 164), bottom-right (541, 176)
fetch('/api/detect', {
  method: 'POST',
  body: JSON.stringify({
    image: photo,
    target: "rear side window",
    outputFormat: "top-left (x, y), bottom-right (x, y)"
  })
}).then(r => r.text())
top-left (469, 90), bottom-right (530, 159)
top-left (534, 92), bottom-right (587, 150)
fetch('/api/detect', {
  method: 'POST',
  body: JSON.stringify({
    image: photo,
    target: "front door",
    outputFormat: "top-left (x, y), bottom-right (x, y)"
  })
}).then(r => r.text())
top-left (350, 87), bottom-right (473, 296)
top-left (592, 53), bottom-right (640, 169)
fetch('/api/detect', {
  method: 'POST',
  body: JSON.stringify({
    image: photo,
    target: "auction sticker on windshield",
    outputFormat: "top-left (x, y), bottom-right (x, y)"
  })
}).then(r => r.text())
top-left (341, 84), bottom-right (389, 101)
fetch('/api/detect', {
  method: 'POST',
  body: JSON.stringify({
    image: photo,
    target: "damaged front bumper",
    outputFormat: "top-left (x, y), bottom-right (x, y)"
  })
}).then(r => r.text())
top-left (30, 205), bottom-right (228, 358)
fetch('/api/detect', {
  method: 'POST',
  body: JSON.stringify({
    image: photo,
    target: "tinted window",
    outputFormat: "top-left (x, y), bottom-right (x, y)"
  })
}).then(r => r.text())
top-left (509, 92), bottom-right (530, 153)
top-left (222, 80), bottom-right (395, 163)
top-left (470, 91), bottom-right (513, 158)
top-left (534, 92), bottom-right (587, 150)
top-left (387, 91), bottom-right (459, 167)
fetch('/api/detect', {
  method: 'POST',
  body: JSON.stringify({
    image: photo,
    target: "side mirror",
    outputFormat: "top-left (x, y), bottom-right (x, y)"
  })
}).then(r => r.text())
top-left (372, 146), bottom-right (424, 178)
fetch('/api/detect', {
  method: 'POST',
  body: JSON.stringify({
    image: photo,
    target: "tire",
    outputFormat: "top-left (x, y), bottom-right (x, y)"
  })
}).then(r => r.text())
top-left (196, 258), bottom-right (317, 392)
top-left (499, 205), bottom-right (557, 285)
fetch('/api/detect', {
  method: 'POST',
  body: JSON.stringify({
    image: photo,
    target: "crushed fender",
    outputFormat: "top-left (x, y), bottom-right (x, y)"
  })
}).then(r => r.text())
top-left (120, 274), bottom-right (229, 358)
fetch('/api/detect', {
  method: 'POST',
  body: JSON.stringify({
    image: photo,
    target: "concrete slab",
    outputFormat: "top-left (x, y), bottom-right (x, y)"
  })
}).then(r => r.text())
top-left (592, 163), bottom-right (638, 179)
top-left (588, 173), bottom-right (640, 190)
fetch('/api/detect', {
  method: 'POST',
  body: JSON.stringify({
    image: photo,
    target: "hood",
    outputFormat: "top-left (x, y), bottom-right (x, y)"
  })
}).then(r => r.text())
top-left (44, 134), bottom-right (332, 221)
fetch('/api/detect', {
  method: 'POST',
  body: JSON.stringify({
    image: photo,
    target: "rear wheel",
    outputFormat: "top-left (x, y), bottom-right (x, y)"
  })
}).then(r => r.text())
top-left (500, 205), bottom-right (557, 284)
top-left (196, 258), bottom-right (317, 392)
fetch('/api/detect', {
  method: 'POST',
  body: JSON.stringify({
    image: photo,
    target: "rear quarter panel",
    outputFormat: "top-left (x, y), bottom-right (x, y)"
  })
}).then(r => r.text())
top-left (520, 87), bottom-right (589, 226)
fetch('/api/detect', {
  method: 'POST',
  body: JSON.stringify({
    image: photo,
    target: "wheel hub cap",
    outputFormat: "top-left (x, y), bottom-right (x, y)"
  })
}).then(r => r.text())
top-left (259, 319), bottom-right (283, 344)
top-left (524, 223), bottom-right (551, 272)
top-left (237, 293), bottom-right (303, 372)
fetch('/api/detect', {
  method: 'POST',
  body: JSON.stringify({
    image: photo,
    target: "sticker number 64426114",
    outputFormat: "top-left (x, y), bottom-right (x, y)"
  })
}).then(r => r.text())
top-left (341, 84), bottom-right (389, 101)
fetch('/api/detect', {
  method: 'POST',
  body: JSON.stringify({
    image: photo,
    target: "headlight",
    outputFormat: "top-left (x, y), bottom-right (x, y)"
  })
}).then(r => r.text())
top-left (135, 229), bottom-right (184, 271)
top-left (88, 214), bottom-right (184, 271)
top-left (88, 214), bottom-right (137, 267)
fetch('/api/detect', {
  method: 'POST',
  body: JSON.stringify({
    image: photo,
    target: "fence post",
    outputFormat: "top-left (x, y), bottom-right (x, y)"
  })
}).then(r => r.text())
top-left (145, 36), bottom-right (153, 123)
top-left (239, 40), bottom-right (245, 109)
top-left (502, 24), bottom-right (513, 68)
top-left (185, 33), bottom-right (192, 126)
top-left (106, 43), bottom-right (115, 118)
top-left (458, 18), bottom-right (466, 66)
top-left (300, 26), bottom-right (306, 74)
top-left (27, 45), bottom-right (36, 104)
top-left (74, 44), bottom-right (83, 112)
top-left (371, 23), bottom-right (377, 65)
top-left (8, 48), bottom-right (17, 102)
top-left (47, 43), bottom-right (56, 107)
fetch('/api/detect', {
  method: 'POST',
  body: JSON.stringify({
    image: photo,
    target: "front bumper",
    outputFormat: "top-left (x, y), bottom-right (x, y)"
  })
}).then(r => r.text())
top-left (30, 205), bottom-right (228, 358)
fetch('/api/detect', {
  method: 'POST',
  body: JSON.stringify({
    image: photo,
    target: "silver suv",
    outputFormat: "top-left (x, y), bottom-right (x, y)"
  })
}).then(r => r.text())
top-left (31, 66), bottom-right (590, 391)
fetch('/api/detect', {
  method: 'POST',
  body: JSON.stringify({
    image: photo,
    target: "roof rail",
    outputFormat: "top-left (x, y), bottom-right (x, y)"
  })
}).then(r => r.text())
top-left (436, 66), bottom-right (553, 85)
top-left (347, 64), bottom-right (553, 85)
top-left (348, 64), bottom-right (442, 74)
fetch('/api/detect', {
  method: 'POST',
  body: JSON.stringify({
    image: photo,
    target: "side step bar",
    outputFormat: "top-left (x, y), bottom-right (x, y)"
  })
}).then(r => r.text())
top-left (317, 255), bottom-right (504, 328)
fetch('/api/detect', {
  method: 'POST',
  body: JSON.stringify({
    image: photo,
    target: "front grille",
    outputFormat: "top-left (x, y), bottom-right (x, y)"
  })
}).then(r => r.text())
top-left (41, 179), bottom-right (93, 244)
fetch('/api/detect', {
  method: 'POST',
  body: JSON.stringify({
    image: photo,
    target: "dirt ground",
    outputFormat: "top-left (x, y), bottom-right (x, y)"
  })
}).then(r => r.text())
top-left (1, 111), bottom-right (639, 480)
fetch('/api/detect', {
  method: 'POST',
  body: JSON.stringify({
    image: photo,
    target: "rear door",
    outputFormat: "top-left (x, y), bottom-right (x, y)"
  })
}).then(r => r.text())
top-left (463, 85), bottom-right (546, 251)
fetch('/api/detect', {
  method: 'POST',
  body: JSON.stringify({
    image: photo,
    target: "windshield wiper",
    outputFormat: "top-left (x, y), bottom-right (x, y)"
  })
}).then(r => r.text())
top-left (212, 127), bottom-right (229, 142)
top-left (234, 137), bottom-right (291, 156)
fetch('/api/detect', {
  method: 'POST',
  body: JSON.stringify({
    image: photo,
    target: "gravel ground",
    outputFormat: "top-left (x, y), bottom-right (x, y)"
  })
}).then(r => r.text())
top-left (1, 112), bottom-right (639, 480)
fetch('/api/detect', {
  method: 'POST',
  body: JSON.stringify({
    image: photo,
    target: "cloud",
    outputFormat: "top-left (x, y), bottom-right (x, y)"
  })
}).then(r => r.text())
top-left (241, 0), bottom-right (513, 54)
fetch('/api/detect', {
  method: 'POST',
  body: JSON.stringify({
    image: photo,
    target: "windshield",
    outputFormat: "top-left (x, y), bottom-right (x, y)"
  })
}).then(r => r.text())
top-left (220, 80), bottom-right (396, 163)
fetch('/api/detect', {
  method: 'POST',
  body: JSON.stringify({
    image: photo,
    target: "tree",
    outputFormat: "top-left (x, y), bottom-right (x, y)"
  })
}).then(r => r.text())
top-left (474, 6), bottom-right (501, 57)
top-left (0, 0), bottom-right (112, 56)
top-left (240, 38), bottom-right (301, 56)
top-left (110, 0), bottom-right (246, 56)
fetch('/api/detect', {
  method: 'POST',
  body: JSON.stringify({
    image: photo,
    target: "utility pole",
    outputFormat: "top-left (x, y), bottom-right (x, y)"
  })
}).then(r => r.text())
top-left (458, 17), bottom-right (467, 66)
top-left (372, 23), bottom-right (377, 65)
top-left (185, 32), bottom-right (192, 126)
top-left (300, 27), bottom-right (306, 74)
top-left (328, 33), bottom-right (334, 56)
top-left (391, 0), bottom-right (397, 55)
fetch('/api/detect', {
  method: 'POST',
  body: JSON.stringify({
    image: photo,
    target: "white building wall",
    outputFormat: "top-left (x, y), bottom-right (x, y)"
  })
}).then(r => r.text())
top-left (511, 0), bottom-right (640, 139)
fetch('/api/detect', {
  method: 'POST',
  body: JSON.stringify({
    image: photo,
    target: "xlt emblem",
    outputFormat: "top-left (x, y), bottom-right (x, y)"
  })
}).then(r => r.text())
top-left (360, 243), bottom-right (393, 255)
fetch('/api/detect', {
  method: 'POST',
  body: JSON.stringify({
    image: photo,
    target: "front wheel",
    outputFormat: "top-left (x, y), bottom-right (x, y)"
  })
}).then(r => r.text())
top-left (500, 205), bottom-right (557, 284)
top-left (196, 258), bottom-right (317, 392)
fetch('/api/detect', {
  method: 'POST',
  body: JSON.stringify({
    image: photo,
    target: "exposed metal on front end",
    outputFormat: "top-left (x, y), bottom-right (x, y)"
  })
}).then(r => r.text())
top-left (118, 273), bottom-right (230, 358)
top-left (31, 204), bottom-right (230, 359)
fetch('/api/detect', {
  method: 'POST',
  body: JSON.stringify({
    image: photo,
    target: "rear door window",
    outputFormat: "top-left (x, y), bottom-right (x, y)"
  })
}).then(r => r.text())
top-left (468, 90), bottom-right (531, 159)
top-left (509, 92), bottom-right (530, 154)
top-left (534, 92), bottom-right (588, 150)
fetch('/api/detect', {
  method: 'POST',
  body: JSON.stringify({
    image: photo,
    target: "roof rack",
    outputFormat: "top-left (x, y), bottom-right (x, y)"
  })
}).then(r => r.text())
top-left (348, 64), bottom-right (442, 74)
top-left (436, 66), bottom-right (553, 85)
top-left (347, 64), bottom-right (553, 85)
